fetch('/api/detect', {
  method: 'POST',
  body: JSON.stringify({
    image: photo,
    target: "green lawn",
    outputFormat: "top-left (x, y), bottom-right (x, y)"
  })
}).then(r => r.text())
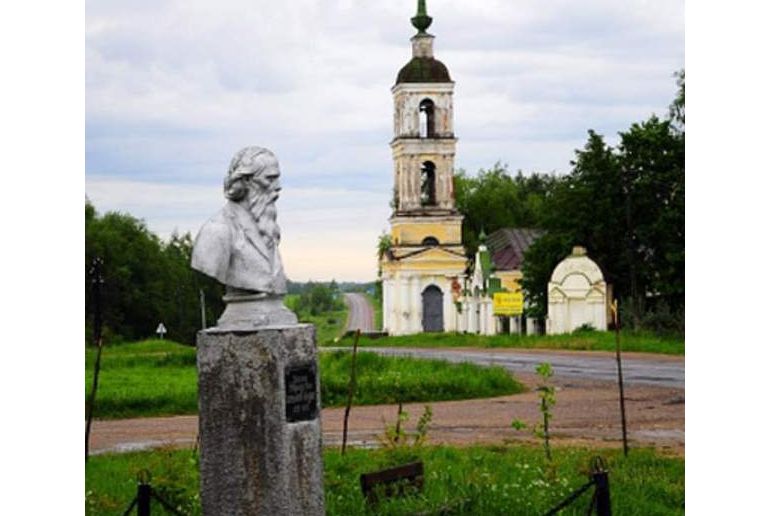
top-left (363, 291), bottom-right (383, 331)
top-left (86, 445), bottom-right (684, 515)
top-left (284, 293), bottom-right (348, 345)
top-left (86, 340), bottom-right (523, 420)
top-left (334, 329), bottom-right (684, 355)
top-left (320, 349), bottom-right (522, 407)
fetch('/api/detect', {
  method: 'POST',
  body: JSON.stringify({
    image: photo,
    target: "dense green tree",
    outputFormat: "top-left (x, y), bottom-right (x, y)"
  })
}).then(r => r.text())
top-left (521, 74), bottom-right (685, 329)
top-left (454, 164), bottom-right (557, 255)
top-left (520, 132), bottom-right (627, 319)
top-left (290, 281), bottom-right (345, 317)
top-left (85, 201), bottom-right (223, 345)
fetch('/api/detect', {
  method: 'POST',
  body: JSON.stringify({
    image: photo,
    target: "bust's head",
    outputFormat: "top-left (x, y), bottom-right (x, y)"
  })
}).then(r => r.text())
top-left (224, 146), bottom-right (281, 204)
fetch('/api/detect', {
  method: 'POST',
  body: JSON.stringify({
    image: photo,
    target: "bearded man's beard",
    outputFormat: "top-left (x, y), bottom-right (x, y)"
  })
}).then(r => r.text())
top-left (249, 193), bottom-right (281, 248)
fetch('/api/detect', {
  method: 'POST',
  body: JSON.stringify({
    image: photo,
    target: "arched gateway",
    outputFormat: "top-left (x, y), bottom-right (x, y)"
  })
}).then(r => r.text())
top-left (421, 285), bottom-right (444, 332)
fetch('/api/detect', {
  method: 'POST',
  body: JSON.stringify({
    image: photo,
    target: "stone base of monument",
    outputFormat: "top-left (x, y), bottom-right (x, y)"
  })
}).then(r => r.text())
top-left (196, 324), bottom-right (325, 516)
top-left (217, 292), bottom-right (299, 329)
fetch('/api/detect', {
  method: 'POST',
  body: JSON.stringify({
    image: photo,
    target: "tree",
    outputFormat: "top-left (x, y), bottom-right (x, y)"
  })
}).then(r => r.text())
top-left (521, 131), bottom-right (627, 319)
top-left (454, 163), bottom-right (557, 256)
top-left (85, 202), bottom-right (223, 344)
top-left (292, 282), bottom-right (345, 317)
top-left (521, 74), bottom-right (685, 328)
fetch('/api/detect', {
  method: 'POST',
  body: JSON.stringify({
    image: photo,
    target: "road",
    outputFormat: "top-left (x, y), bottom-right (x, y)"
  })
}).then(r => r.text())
top-left (89, 337), bottom-right (684, 456)
top-left (326, 347), bottom-right (684, 389)
top-left (343, 293), bottom-right (375, 332)
top-left (90, 369), bottom-right (684, 456)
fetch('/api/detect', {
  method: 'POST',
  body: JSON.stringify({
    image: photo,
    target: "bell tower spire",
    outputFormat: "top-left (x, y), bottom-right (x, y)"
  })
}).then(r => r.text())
top-left (380, 1), bottom-right (467, 336)
top-left (411, 0), bottom-right (433, 34)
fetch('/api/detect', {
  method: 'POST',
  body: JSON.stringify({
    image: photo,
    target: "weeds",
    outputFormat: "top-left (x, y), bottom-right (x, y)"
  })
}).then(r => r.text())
top-left (512, 362), bottom-right (557, 470)
top-left (379, 404), bottom-right (433, 449)
top-left (87, 445), bottom-right (685, 515)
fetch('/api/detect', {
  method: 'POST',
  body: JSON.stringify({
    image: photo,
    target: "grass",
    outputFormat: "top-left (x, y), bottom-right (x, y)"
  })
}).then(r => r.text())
top-left (299, 308), bottom-right (349, 344)
top-left (363, 291), bottom-right (383, 331)
top-left (320, 349), bottom-right (522, 406)
top-left (86, 445), bottom-right (684, 515)
top-left (333, 329), bottom-right (684, 355)
top-left (285, 293), bottom-right (348, 344)
top-left (86, 340), bottom-right (198, 419)
top-left (86, 340), bottom-right (523, 420)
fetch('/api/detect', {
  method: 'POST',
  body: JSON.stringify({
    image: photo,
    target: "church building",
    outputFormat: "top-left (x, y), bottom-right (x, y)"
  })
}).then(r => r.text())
top-left (380, 1), bottom-right (467, 335)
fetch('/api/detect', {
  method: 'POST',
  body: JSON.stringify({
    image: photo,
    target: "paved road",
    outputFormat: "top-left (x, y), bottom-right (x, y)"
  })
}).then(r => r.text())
top-left (343, 293), bottom-right (375, 332)
top-left (326, 346), bottom-right (684, 389)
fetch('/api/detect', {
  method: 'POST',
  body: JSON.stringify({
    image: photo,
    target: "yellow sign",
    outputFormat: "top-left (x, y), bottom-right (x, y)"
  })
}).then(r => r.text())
top-left (493, 292), bottom-right (523, 316)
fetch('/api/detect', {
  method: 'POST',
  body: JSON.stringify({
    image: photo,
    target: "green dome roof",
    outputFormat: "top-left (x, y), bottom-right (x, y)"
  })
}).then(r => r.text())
top-left (396, 57), bottom-right (451, 84)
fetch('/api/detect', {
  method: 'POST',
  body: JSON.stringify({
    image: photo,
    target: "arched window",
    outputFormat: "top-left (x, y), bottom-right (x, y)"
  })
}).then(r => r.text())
top-left (422, 236), bottom-right (439, 246)
top-left (420, 161), bottom-right (436, 206)
top-left (419, 99), bottom-right (435, 138)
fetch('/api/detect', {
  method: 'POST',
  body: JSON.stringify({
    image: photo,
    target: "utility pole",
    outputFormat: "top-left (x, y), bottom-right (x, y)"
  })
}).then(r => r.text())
top-left (611, 299), bottom-right (629, 457)
top-left (85, 257), bottom-right (104, 462)
top-left (200, 288), bottom-right (207, 329)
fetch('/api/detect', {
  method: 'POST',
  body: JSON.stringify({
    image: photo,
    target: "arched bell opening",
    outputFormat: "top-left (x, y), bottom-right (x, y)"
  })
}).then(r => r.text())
top-left (420, 161), bottom-right (436, 206)
top-left (419, 98), bottom-right (436, 138)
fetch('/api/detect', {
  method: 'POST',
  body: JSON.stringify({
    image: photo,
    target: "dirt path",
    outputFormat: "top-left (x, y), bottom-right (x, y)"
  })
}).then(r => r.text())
top-left (90, 373), bottom-right (684, 457)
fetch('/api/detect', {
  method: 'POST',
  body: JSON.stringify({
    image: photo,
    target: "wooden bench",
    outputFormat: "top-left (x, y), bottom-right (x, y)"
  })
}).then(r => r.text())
top-left (360, 461), bottom-right (424, 504)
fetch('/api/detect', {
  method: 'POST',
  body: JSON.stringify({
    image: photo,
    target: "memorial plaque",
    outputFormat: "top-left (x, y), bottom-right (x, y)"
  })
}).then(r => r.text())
top-left (285, 363), bottom-right (318, 423)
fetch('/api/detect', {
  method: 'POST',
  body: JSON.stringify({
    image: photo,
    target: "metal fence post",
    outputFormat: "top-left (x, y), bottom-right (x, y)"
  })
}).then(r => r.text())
top-left (592, 457), bottom-right (611, 516)
top-left (137, 481), bottom-right (151, 516)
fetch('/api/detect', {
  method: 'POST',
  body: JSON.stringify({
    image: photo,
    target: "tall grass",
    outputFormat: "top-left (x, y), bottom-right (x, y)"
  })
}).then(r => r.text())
top-left (320, 350), bottom-right (522, 406)
top-left (86, 445), bottom-right (684, 515)
top-left (86, 340), bottom-right (523, 420)
top-left (364, 291), bottom-right (383, 331)
top-left (285, 293), bottom-right (348, 344)
top-left (86, 340), bottom-right (198, 419)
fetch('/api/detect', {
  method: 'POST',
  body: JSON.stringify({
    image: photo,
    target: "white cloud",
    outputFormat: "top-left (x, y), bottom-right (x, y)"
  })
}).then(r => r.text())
top-left (86, 0), bottom-right (684, 280)
top-left (85, 176), bottom-right (390, 281)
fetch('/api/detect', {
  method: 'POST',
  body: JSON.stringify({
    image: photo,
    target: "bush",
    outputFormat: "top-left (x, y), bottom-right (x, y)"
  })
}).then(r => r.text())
top-left (572, 323), bottom-right (595, 334)
top-left (640, 301), bottom-right (684, 336)
top-left (293, 282), bottom-right (345, 317)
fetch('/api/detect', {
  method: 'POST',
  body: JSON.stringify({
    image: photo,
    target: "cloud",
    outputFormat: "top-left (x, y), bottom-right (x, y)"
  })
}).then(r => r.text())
top-left (86, 0), bottom-right (684, 279)
top-left (85, 176), bottom-right (390, 281)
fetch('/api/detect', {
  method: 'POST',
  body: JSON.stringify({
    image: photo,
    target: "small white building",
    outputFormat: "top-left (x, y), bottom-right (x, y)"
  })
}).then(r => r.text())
top-left (547, 246), bottom-right (608, 334)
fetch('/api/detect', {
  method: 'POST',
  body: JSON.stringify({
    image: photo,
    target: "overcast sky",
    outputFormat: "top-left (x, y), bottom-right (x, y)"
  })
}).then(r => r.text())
top-left (85, 0), bottom-right (684, 282)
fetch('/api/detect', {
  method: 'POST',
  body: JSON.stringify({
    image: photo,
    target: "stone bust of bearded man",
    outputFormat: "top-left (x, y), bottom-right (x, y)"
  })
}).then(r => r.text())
top-left (192, 146), bottom-right (297, 328)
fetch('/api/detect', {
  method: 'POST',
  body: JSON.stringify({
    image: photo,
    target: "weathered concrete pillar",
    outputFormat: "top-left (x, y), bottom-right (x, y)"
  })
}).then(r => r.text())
top-left (197, 324), bottom-right (325, 516)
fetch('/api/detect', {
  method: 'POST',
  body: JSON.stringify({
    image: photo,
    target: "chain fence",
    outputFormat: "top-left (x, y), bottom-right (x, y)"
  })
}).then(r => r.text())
top-left (544, 456), bottom-right (611, 516)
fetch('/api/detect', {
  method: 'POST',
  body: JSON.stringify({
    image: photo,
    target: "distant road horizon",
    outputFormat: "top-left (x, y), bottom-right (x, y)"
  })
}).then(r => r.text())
top-left (343, 293), bottom-right (375, 333)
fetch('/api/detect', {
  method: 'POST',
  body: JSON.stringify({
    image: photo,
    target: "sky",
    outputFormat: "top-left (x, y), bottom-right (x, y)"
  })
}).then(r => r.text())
top-left (85, 0), bottom-right (684, 282)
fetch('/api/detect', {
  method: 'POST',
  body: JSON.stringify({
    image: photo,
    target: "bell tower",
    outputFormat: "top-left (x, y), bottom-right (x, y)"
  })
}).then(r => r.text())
top-left (381, 0), bottom-right (467, 335)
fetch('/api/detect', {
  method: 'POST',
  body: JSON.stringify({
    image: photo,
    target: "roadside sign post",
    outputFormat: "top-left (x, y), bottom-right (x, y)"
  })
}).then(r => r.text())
top-left (492, 292), bottom-right (524, 317)
top-left (156, 322), bottom-right (167, 340)
top-left (85, 256), bottom-right (104, 463)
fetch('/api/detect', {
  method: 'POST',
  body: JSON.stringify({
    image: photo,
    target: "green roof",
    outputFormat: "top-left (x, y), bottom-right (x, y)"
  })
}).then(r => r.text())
top-left (396, 57), bottom-right (451, 84)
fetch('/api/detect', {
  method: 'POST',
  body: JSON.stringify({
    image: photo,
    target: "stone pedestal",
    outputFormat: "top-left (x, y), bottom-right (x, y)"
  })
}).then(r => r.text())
top-left (196, 324), bottom-right (325, 516)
